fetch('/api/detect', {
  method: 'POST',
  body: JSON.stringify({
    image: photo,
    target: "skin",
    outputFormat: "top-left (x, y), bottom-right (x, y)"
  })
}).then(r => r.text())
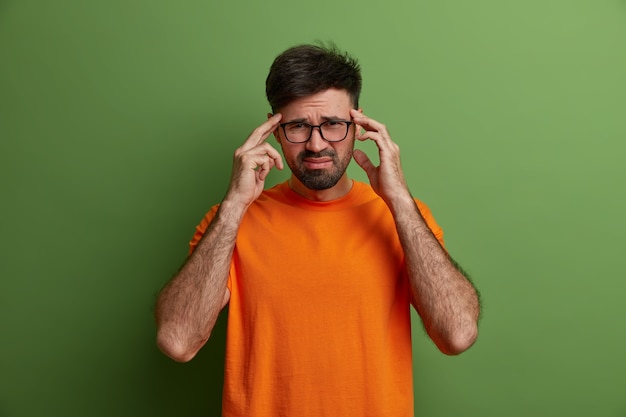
top-left (350, 107), bottom-right (480, 355)
top-left (271, 89), bottom-right (358, 201)
top-left (155, 88), bottom-right (480, 362)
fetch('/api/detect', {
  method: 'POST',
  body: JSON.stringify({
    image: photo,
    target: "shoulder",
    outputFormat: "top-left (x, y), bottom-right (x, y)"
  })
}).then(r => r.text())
top-left (355, 181), bottom-right (446, 247)
top-left (188, 182), bottom-right (290, 253)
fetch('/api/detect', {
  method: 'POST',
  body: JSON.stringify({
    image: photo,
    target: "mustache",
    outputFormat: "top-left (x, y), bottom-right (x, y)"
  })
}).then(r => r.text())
top-left (299, 150), bottom-right (337, 159)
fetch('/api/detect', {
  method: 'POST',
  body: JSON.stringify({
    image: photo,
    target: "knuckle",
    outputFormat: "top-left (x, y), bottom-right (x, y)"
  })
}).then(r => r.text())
top-left (238, 153), bottom-right (257, 166)
top-left (262, 143), bottom-right (277, 156)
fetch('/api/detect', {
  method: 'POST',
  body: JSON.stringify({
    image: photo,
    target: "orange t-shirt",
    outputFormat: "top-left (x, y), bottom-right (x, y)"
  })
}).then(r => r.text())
top-left (190, 181), bottom-right (444, 417)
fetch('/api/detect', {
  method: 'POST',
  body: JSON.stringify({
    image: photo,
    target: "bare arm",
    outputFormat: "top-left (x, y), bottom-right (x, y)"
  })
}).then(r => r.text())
top-left (351, 109), bottom-right (480, 355)
top-left (389, 198), bottom-right (480, 355)
top-left (155, 114), bottom-right (284, 362)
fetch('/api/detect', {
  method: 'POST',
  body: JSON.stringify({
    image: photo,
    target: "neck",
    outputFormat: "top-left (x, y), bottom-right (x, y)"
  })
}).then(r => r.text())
top-left (288, 174), bottom-right (353, 202)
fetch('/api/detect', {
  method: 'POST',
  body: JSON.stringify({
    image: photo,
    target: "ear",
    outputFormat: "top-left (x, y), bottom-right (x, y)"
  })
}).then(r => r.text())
top-left (268, 112), bottom-right (281, 143)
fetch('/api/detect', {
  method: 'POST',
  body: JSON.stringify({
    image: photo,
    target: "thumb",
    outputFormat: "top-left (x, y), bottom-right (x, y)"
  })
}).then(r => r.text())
top-left (353, 149), bottom-right (375, 176)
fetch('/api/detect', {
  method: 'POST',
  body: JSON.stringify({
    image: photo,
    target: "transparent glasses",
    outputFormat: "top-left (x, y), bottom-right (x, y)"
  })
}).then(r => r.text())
top-left (279, 120), bottom-right (353, 143)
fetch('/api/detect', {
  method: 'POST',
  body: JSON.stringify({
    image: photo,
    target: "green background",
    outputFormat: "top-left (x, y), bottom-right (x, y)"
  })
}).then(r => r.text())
top-left (1, 1), bottom-right (625, 416)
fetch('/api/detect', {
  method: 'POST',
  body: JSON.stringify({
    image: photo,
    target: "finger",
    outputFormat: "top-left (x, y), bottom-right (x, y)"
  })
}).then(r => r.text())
top-left (350, 111), bottom-right (397, 154)
top-left (355, 129), bottom-right (385, 143)
top-left (241, 113), bottom-right (283, 151)
top-left (257, 157), bottom-right (274, 181)
top-left (353, 149), bottom-right (376, 177)
top-left (350, 109), bottom-right (387, 134)
top-left (237, 142), bottom-right (284, 171)
top-left (258, 142), bottom-right (284, 171)
top-left (350, 111), bottom-right (390, 144)
top-left (354, 128), bottom-right (401, 173)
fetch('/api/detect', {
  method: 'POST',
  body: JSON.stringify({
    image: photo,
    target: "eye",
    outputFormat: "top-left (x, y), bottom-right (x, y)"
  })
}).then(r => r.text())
top-left (324, 120), bottom-right (348, 129)
top-left (286, 122), bottom-right (310, 132)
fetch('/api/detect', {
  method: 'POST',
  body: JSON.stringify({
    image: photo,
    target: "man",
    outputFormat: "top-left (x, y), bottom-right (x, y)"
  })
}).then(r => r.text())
top-left (155, 43), bottom-right (480, 417)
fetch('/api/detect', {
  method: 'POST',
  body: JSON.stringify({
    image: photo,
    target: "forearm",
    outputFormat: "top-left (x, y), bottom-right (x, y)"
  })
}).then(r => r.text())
top-left (391, 197), bottom-right (480, 355)
top-left (155, 201), bottom-right (244, 362)
top-left (154, 115), bottom-right (283, 362)
top-left (350, 110), bottom-right (480, 353)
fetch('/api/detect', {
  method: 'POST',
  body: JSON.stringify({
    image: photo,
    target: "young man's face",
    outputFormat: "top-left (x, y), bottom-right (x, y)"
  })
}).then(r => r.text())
top-left (273, 88), bottom-right (358, 194)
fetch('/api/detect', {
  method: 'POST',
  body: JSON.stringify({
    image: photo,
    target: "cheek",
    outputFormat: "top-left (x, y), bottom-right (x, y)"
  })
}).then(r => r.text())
top-left (337, 138), bottom-right (356, 154)
top-left (280, 145), bottom-right (301, 164)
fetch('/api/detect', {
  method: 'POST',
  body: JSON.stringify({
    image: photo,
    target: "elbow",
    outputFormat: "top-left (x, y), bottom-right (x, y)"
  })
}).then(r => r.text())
top-left (156, 328), bottom-right (207, 363)
top-left (436, 324), bottom-right (479, 356)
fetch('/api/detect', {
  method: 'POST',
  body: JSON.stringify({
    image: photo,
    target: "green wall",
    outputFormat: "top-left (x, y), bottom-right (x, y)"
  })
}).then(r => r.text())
top-left (1, 1), bottom-right (625, 416)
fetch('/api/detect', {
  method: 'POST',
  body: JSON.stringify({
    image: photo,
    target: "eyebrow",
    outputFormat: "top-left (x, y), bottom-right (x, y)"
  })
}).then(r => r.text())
top-left (283, 116), bottom-right (349, 124)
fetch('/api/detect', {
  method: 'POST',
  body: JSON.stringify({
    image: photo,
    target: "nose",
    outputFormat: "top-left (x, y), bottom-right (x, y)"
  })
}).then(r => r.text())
top-left (305, 126), bottom-right (328, 153)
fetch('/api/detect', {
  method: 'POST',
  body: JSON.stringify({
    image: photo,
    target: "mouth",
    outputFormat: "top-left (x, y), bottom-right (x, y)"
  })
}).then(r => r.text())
top-left (302, 157), bottom-right (334, 170)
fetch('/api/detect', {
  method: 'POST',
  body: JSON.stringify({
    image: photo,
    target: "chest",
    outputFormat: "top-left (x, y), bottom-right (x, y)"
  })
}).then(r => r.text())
top-left (231, 204), bottom-right (407, 311)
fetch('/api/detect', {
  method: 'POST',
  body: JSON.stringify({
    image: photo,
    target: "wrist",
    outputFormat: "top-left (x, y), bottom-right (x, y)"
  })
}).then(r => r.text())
top-left (388, 195), bottom-right (431, 231)
top-left (385, 191), bottom-right (416, 216)
top-left (217, 199), bottom-right (248, 225)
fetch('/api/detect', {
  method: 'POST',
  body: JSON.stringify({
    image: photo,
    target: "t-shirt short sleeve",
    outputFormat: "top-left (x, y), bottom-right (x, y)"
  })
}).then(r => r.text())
top-left (188, 204), bottom-right (233, 292)
top-left (188, 204), bottom-right (220, 255)
top-left (415, 199), bottom-right (445, 248)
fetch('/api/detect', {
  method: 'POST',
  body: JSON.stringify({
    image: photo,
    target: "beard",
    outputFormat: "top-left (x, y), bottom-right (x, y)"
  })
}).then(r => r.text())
top-left (287, 149), bottom-right (352, 190)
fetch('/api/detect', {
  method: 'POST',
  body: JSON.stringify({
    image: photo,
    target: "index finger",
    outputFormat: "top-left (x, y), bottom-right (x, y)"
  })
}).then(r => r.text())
top-left (241, 113), bottom-right (283, 150)
top-left (350, 109), bottom-right (386, 134)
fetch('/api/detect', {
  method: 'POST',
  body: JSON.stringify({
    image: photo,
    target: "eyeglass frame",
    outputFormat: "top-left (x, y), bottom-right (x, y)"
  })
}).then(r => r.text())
top-left (278, 120), bottom-right (354, 143)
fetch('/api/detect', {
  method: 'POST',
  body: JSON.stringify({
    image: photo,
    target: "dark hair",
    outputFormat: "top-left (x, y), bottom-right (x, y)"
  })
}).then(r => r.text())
top-left (265, 43), bottom-right (362, 112)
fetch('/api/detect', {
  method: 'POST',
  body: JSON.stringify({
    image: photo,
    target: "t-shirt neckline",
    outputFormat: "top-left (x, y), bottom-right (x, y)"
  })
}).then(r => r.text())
top-left (276, 180), bottom-right (367, 211)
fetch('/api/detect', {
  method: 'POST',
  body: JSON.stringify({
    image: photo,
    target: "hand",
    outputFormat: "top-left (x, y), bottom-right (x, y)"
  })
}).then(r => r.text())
top-left (351, 109), bottom-right (412, 207)
top-left (223, 114), bottom-right (284, 210)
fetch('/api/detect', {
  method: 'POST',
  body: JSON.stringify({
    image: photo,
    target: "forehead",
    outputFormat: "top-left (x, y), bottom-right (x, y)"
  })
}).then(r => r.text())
top-left (280, 89), bottom-right (352, 120)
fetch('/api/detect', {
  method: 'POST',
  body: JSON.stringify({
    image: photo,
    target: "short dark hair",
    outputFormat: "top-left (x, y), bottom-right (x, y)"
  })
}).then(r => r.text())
top-left (265, 43), bottom-right (362, 112)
